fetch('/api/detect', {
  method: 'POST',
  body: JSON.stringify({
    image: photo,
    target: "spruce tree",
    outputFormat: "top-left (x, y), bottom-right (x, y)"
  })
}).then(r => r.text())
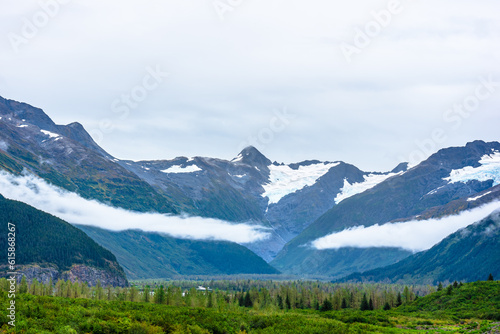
top-left (244, 291), bottom-right (253, 308)
top-left (277, 295), bottom-right (283, 309)
top-left (360, 293), bottom-right (370, 311)
top-left (383, 302), bottom-right (391, 311)
top-left (154, 285), bottom-right (166, 304)
top-left (368, 297), bottom-right (374, 311)
top-left (341, 297), bottom-right (348, 309)
top-left (285, 294), bottom-right (291, 310)
top-left (396, 292), bottom-right (402, 307)
top-left (320, 299), bottom-right (333, 312)
top-left (488, 273), bottom-right (494, 281)
top-left (143, 285), bottom-right (151, 303)
top-left (19, 276), bottom-right (28, 294)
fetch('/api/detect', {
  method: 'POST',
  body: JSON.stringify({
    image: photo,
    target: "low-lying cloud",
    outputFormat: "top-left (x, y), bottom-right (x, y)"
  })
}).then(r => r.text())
top-left (0, 171), bottom-right (270, 244)
top-left (312, 201), bottom-right (500, 252)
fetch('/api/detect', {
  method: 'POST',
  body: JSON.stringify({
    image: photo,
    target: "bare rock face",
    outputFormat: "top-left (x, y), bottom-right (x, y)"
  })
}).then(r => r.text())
top-left (61, 264), bottom-right (128, 287)
top-left (3, 264), bottom-right (128, 287)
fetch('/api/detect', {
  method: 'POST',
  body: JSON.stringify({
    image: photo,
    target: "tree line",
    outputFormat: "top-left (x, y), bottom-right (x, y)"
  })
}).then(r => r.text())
top-left (0, 277), bottom-right (437, 312)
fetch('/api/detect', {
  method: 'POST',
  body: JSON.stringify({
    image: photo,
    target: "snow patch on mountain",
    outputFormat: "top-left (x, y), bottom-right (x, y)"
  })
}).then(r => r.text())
top-left (444, 152), bottom-right (500, 186)
top-left (40, 129), bottom-right (61, 139)
top-left (262, 162), bottom-right (340, 205)
top-left (467, 191), bottom-right (492, 202)
top-left (232, 154), bottom-right (244, 163)
top-left (161, 165), bottom-right (202, 174)
top-left (0, 140), bottom-right (8, 151)
top-left (335, 172), bottom-right (402, 204)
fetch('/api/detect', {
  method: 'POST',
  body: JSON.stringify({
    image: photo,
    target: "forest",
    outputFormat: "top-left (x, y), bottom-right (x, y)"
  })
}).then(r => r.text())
top-left (0, 276), bottom-right (499, 333)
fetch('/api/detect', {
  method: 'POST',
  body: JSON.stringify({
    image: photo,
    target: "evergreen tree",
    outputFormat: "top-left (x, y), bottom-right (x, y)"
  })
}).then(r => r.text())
top-left (368, 297), bottom-right (374, 310)
top-left (437, 282), bottom-right (443, 291)
top-left (396, 292), bottom-right (402, 307)
top-left (96, 281), bottom-right (104, 300)
top-left (320, 299), bottom-right (333, 312)
top-left (360, 293), bottom-right (370, 311)
top-left (312, 298), bottom-right (319, 311)
top-left (285, 294), bottom-right (291, 310)
top-left (207, 292), bottom-right (214, 308)
top-left (244, 291), bottom-right (253, 308)
top-left (341, 297), bottom-right (348, 309)
top-left (383, 302), bottom-right (391, 311)
top-left (143, 285), bottom-right (151, 303)
top-left (19, 276), bottom-right (28, 294)
top-left (446, 285), bottom-right (453, 295)
top-left (488, 273), bottom-right (494, 281)
top-left (403, 286), bottom-right (410, 303)
top-left (154, 285), bottom-right (166, 304)
top-left (129, 285), bottom-right (138, 302)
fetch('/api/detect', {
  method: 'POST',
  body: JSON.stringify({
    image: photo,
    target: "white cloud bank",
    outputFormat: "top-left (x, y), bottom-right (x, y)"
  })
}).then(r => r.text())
top-left (0, 171), bottom-right (269, 244)
top-left (312, 201), bottom-right (500, 252)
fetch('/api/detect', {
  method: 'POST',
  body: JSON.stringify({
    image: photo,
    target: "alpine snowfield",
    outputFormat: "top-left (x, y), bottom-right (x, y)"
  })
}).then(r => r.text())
top-left (161, 164), bottom-right (202, 174)
top-left (262, 162), bottom-right (339, 204)
top-left (444, 151), bottom-right (500, 186)
top-left (334, 172), bottom-right (403, 204)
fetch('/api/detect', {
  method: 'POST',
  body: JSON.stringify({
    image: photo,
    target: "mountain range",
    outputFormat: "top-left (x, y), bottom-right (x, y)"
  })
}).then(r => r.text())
top-left (1, 95), bottom-right (499, 284)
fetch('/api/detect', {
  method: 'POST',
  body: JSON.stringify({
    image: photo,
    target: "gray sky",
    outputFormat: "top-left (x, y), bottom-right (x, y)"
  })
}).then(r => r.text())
top-left (1, 0), bottom-right (499, 171)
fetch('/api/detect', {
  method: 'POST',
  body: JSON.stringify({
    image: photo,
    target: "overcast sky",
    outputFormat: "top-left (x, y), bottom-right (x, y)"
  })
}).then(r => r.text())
top-left (1, 0), bottom-right (499, 171)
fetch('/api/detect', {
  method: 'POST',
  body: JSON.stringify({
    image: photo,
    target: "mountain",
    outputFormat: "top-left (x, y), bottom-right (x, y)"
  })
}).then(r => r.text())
top-left (0, 96), bottom-right (177, 214)
top-left (116, 148), bottom-right (403, 260)
top-left (3, 95), bottom-right (500, 281)
top-left (77, 226), bottom-right (279, 280)
top-left (0, 194), bottom-right (128, 286)
top-left (339, 208), bottom-right (500, 284)
top-left (0, 95), bottom-right (404, 261)
top-left (272, 140), bottom-right (500, 278)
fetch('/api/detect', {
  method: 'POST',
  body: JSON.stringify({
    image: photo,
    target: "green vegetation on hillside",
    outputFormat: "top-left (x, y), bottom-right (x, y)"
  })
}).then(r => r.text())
top-left (0, 194), bottom-right (127, 282)
top-left (77, 226), bottom-right (279, 280)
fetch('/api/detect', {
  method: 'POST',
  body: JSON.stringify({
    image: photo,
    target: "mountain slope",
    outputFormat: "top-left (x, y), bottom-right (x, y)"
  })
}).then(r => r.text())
top-left (272, 141), bottom-right (500, 277)
top-left (0, 96), bottom-right (177, 214)
top-left (340, 209), bottom-right (500, 284)
top-left (77, 226), bottom-right (280, 279)
top-left (0, 194), bottom-right (128, 286)
top-left (401, 280), bottom-right (500, 320)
